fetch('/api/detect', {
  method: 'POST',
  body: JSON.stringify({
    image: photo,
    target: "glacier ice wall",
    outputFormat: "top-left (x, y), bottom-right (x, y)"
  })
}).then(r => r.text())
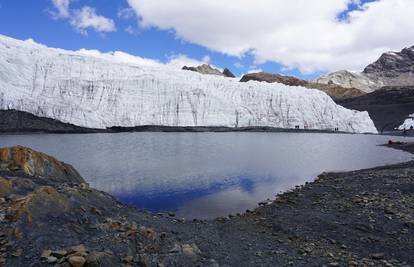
top-left (398, 114), bottom-right (414, 130)
top-left (0, 35), bottom-right (377, 133)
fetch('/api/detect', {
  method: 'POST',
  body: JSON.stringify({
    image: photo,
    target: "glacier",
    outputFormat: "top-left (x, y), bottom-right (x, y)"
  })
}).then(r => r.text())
top-left (0, 35), bottom-right (377, 133)
top-left (398, 114), bottom-right (414, 130)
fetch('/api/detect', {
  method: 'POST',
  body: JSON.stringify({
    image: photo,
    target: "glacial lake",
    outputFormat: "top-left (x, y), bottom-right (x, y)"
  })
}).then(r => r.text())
top-left (1, 132), bottom-right (413, 219)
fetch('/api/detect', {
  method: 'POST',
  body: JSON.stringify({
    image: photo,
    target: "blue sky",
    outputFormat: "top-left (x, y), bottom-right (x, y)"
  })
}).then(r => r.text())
top-left (0, 0), bottom-right (410, 79)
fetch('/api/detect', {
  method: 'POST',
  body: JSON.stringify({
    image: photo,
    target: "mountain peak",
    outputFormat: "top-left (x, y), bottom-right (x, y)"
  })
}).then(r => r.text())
top-left (316, 46), bottom-right (414, 92)
top-left (363, 45), bottom-right (414, 78)
top-left (182, 64), bottom-right (235, 77)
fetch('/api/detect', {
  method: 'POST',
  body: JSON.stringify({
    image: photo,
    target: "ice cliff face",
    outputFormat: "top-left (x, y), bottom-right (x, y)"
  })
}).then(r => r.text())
top-left (399, 114), bottom-right (414, 130)
top-left (0, 35), bottom-right (377, 133)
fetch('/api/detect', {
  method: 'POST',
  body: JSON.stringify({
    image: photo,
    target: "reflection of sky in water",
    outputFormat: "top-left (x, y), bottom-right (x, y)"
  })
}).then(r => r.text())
top-left (1, 133), bottom-right (413, 219)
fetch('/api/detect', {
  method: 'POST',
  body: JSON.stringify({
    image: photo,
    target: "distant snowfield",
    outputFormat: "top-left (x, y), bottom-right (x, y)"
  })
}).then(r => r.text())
top-left (399, 114), bottom-right (414, 130)
top-left (0, 35), bottom-right (377, 133)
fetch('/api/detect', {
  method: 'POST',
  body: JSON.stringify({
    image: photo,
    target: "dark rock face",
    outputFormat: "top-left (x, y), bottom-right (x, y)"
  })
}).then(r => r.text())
top-left (222, 68), bottom-right (236, 78)
top-left (0, 109), bottom-right (103, 133)
top-left (240, 72), bottom-right (365, 99)
top-left (1, 146), bottom-right (414, 266)
top-left (363, 46), bottom-right (414, 86)
top-left (240, 72), bottom-right (308, 86)
top-left (336, 86), bottom-right (414, 131)
top-left (364, 46), bottom-right (414, 77)
top-left (182, 64), bottom-right (236, 78)
top-left (182, 64), bottom-right (224, 76)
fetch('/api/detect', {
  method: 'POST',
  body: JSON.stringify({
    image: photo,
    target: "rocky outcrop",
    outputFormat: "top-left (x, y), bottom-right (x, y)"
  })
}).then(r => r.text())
top-left (336, 86), bottom-right (414, 131)
top-left (363, 46), bottom-right (414, 85)
top-left (182, 64), bottom-right (236, 78)
top-left (0, 146), bottom-right (212, 266)
top-left (0, 146), bottom-right (84, 184)
top-left (240, 72), bottom-right (365, 99)
top-left (316, 46), bottom-right (414, 92)
top-left (222, 68), bottom-right (236, 78)
top-left (240, 72), bottom-right (308, 86)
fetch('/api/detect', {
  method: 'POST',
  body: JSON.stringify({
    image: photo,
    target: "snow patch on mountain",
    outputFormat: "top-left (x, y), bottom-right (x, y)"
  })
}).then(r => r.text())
top-left (0, 34), bottom-right (377, 133)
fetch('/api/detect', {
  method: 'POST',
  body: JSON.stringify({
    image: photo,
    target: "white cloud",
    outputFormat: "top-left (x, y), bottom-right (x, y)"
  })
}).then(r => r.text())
top-left (77, 49), bottom-right (162, 67)
top-left (124, 25), bottom-right (139, 35)
top-left (234, 62), bottom-right (244, 69)
top-left (76, 49), bottom-right (213, 70)
top-left (50, 1), bottom-right (116, 34)
top-left (127, 0), bottom-right (414, 73)
top-left (247, 69), bottom-right (263, 74)
top-left (202, 55), bottom-right (211, 64)
top-left (50, 0), bottom-right (71, 18)
top-left (166, 54), bottom-right (211, 68)
top-left (21, 37), bottom-right (213, 70)
top-left (118, 7), bottom-right (136, 20)
top-left (71, 6), bottom-right (116, 34)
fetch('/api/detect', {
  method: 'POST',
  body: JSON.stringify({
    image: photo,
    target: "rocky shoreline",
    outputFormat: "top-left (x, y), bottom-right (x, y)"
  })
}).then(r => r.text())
top-left (4, 110), bottom-right (413, 137)
top-left (0, 145), bottom-right (413, 266)
top-left (1, 109), bottom-right (355, 135)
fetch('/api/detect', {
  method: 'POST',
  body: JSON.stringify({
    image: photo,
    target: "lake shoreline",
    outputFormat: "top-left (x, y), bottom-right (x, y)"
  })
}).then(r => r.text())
top-left (0, 109), bottom-right (367, 135)
top-left (4, 109), bottom-right (414, 136)
top-left (4, 109), bottom-right (414, 137)
top-left (0, 144), bottom-right (413, 266)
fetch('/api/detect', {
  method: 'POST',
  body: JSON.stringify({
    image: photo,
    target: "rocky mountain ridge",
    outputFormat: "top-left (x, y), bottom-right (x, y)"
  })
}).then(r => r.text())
top-left (240, 72), bottom-right (365, 99)
top-left (315, 46), bottom-right (414, 92)
top-left (182, 64), bottom-right (235, 78)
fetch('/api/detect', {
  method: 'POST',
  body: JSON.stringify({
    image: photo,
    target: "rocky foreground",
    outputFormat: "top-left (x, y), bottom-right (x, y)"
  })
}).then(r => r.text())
top-left (0, 146), bottom-right (413, 266)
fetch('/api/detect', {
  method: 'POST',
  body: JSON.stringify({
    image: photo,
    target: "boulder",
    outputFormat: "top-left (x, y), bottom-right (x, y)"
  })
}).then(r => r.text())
top-left (0, 146), bottom-right (84, 184)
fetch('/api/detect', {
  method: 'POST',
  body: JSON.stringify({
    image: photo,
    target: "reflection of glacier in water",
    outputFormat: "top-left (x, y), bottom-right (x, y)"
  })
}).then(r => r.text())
top-left (0, 132), bottom-right (413, 219)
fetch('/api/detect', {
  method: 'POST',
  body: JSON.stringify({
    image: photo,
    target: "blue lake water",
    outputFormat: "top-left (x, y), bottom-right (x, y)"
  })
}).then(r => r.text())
top-left (0, 132), bottom-right (413, 219)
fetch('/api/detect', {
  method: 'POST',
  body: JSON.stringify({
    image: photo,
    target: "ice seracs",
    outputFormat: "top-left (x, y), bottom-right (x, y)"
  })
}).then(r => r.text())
top-left (399, 114), bottom-right (414, 130)
top-left (0, 34), bottom-right (377, 133)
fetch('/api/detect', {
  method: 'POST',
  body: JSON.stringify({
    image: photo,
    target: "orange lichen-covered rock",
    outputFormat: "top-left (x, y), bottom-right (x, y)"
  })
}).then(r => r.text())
top-left (0, 146), bottom-right (84, 184)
